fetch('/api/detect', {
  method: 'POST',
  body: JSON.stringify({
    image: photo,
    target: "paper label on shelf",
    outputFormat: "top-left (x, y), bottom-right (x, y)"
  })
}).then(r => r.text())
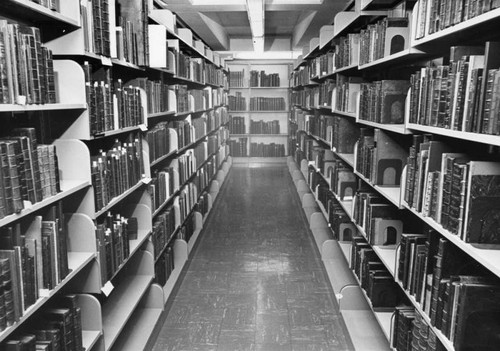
top-left (336, 293), bottom-right (343, 300)
top-left (142, 177), bottom-right (152, 185)
top-left (139, 124), bottom-right (148, 132)
top-left (101, 56), bottom-right (113, 66)
top-left (102, 281), bottom-right (114, 296)
top-left (39, 288), bottom-right (50, 297)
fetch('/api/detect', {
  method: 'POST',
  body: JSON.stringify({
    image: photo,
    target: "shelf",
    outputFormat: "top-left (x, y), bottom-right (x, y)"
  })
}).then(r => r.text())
top-left (91, 125), bottom-right (147, 139)
top-left (354, 170), bottom-right (402, 208)
top-left (339, 241), bottom-right (352, 263)
top-left (229, 110), bottom-right (289, 113)
top-left (334, 153), bottom-right (355, 168)
top-left (0, 251), bottom-right (95, 342)
top-left (147, 110), bottom-right (176, 119)
top-left (403, 203), bottom-right (500, 279)
top-left (397, 281), bottom-right (455, 351)
top-left (231, 133), bottom-right (288, 137)
top-left (360, 0), bottom-right (403, 10)
top-left (412, 7), bottom-right (500, 48)
top-left (0, 179), bottom-right (91, 228)
top-left (407, 123), bottom-right (500, 146)
top-left (150, 150), bottom-right (178, 167)
top-left (0, 103), bottom-right (87, 113)
top-left (372, 245), bottom-right (397, 277)
top-left (111, 59), bottom-right (145, 71)
top-left (0, 0), bottom-right (79, 28)
top-left (110, 307), bottom-right (162, 351)
top-left (95, 178), bottom-right (151, 218)
top-left (358, 48), bottom-right (425, 70)
top-left (357, 120), bottom-right (411, 134)
top-left (341, 310), bottom-right (391, 350)
top-left (332, 110), bottom-right (357, 119)
top-left (102, 273), bottom-right (154, 351)
top-left (315, 63), bottom-right (359, 81)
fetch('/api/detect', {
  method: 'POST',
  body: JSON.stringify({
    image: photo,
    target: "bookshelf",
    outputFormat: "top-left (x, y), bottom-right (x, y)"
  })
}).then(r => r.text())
top-left (289, 0), bottom-right (500, 350)
top-left (0, 0), bottom-right (231, 349)
top-left (227, 60), bottom-right (291, 159)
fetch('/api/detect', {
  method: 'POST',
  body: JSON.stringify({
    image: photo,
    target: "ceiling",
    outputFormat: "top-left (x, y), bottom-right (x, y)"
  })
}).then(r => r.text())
top-left (158, 0), bottom-right (350, 52)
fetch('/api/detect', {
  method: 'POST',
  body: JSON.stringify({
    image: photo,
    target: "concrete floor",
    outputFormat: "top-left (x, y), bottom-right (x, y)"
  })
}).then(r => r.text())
top-left (150, 164), bottom-right (354, 351)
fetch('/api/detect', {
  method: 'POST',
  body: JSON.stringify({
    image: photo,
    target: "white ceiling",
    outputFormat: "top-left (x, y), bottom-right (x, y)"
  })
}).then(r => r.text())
top-left (160, 0), bottom-right (350, 52)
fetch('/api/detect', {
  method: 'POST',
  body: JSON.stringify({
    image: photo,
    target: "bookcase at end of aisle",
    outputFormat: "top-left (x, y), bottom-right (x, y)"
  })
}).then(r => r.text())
top-left (289, 0), bottom-right (500, 350)
top-left (227, 60), bottom-right (291, 163)
top-left (0, 1), bottom-right (232, 351)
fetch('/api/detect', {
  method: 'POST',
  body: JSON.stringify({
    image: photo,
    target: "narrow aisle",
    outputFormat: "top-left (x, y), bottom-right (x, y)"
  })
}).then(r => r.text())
top-left (151, 164), bottom-right (354, 351)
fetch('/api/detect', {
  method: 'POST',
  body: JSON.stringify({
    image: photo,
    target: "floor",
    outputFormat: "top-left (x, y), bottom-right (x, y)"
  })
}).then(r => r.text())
top-left (150, 163), bottom-right (354, 351)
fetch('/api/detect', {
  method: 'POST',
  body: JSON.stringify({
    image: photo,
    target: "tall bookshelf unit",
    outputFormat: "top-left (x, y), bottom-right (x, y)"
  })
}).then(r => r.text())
top-left (289, 0), bottom-right (500, 350)
top-left (0, 1), bottom-right (231, 350)
top-left (227, 60), bottom-right (291, 163)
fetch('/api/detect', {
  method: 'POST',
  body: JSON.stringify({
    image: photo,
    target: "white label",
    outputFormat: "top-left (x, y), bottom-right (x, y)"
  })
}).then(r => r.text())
top-left (139, 124), bottom-right (148, 132)
top-left (101, 281), bottom-right (114, 296)
top-left (101, 56), bottom-right (113, 67)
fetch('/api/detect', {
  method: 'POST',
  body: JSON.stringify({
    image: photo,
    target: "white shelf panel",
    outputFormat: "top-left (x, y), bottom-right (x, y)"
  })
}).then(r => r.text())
top-left (407, 123), bottom-right (500, 146)
top-left (358, 48), bottom-right (425, 70)
top-left (355, 171), bottom-right (402, 208)
top-left (0, 179), bottom-right (91, 227)
top-left (0, 251), bottom-right (95, 342)
top-left (332, 110), bottom-right (357, 119)
top-left (91, 125), bottom-right (146, 139)
top-left (0, 103), bottom-right (87, 112)
top-left (82, 330), bottom-right (102, 351)
top-left (335, 153), bottom-right (355, 168)
top-left (95, 178), bottom-right (150, 218)
top-left (148, 110), bottom-right (176, 119)
top-left (102, 274), bottom-right (154, 351)
top-left (150, 150), bottom-right (178, 167)
top-left (2, 0), bottom-right (79, 26)
top-left (404, 204), bottom-right (500, 279)
top-left (374, 311), bottom-right (394, 343)
top-left (372, 246), bottom-right (397, 277)
top-left (109, 307), bottom-right (162, 351)
top-left (357, 119), bottom-right (411, 135)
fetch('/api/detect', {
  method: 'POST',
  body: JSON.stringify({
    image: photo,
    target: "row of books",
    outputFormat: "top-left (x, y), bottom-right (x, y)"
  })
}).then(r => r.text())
top-left (404, 135), bottom-right (500, 244)
top-left (80, 0), bottom-right (111, 57)
top-left (129, 78), bottom-right (169, 116)
top-left (0, 201), bottom-right (69, 331)
top-left (393, 306), bottom-right (443, 351)
top-left (290, 66), bottom-right (311, 87)
top-left (249, 70), bottom-right (281, 87)
top-left (249, 119), bottom-right (281, 135)
top-left (351, 236), bottom-right (402, 308)
top-left (359, 80), bottom-right (410, 124)
top-left (175, 51), bottom-right (203, 83)
top-left (2, 294), bottom-right (85, 351)
top-left (90, 134), bottom-right (144, 212)
top-left (30, 0), bottom-right (58, 11)
top-left (249, 97), bottom-right (286, 111)
top-left (0, 21), bottom-right (57, 105)
top-left (82, 63), bottom-right (145, 135)
top-left (189, 88), bottom-right (210, 112)
top-left (335, 75), bottom-right (361, 114)
top-left (307, 51), bottom-right (335, 79)
top-left (177, 150), bottom-right (196, 186)
top-left (154, 245), bottom-right (174, 286)
top-left (409, 43), bottom-right (500, 135)
top-left (397, 228), bottom-right (500, 350)
top-left (229, 69), bottom-right (244, 88)
top-left (0, 128), bottom-right (61, 219)
top-left (204, 63), bottom-right (227, 87)
top-left (228, 92), bottom-right (246, 111)
top-left (228, 116), bottom-right (246, 134)
top-left (335, 33), bottom-right (360, 70)
top-left (150, 167), bottom-right (177, 213)
top-left (358, 17), bottom-right (409, 66)
top-left (96, 212), bottom-right (138, 284)
top-left (146, 122), bottom-right (175, 164)
top-left (327, 195), bottom-right (356, 241)
top-left (168, 120), bottom-right (194, 150)
top-left (228, 138), bottom-right (248, 157)
top-left (415, 0), bottom-right (500, 39)
top-left (290, 80), bottom-right (333, 109)
top-left (152, 204), bottom-right (177, 261)
top-left (249, 142), bottom-right (285, 157)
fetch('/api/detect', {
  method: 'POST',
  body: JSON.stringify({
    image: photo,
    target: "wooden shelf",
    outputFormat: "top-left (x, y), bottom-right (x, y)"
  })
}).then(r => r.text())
top-left (110, 307), bottom-right (162, 351)
top-left (334, 153), bottom-right (355, 168)
top-left (332, 110), bottom-right (357, 119)
top-left (147, 110), bottom-right (176, 119)
top-left (82, 331), bottom-right (102, 351)
top-left (150, 150), bottom-right (178, 167)
top-left (0, 179), bottom-right (91, 228)
top-left (372, 245), bottom-right (397, 277)
top-left (91, 125), bottom-right (147, 139)
top-left (0, 103), bottom-right (87, 112)
top-left (407, 123), bottom-right (500, 146)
